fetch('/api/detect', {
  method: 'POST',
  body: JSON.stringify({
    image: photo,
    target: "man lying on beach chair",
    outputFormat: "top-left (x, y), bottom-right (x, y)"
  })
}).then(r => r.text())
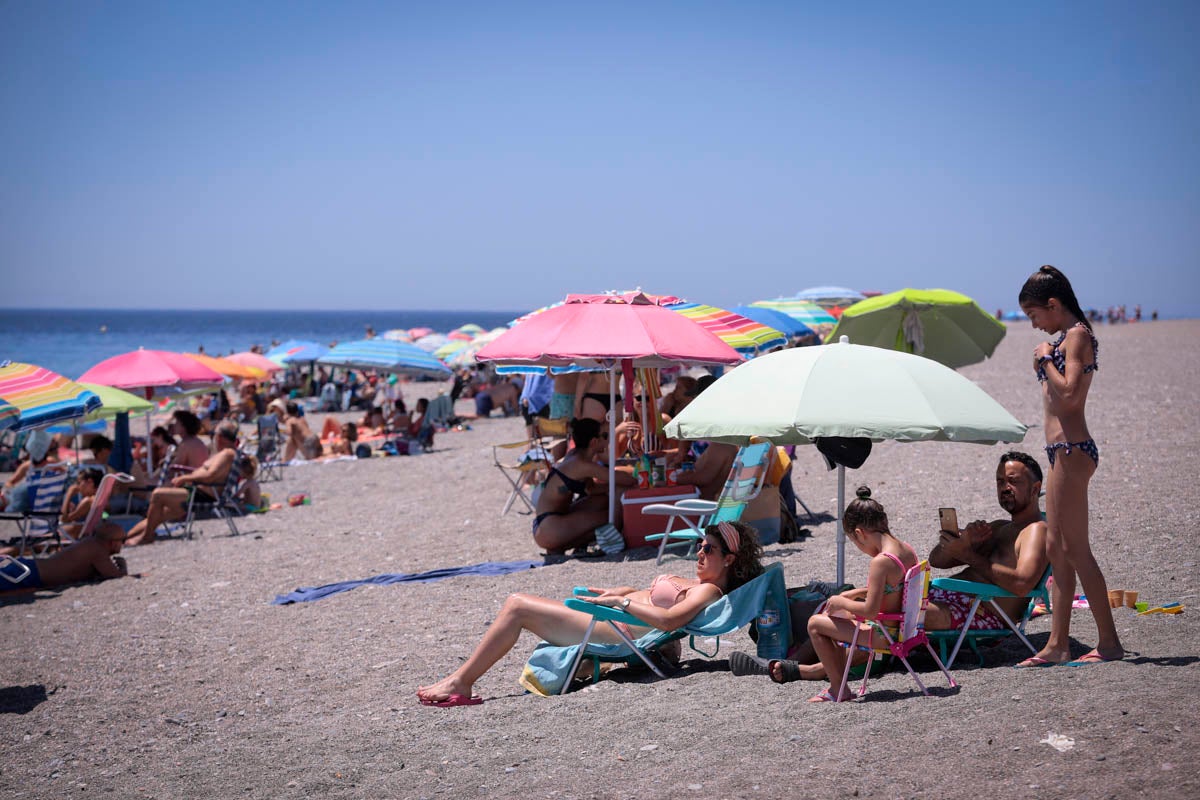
top-left (124, 423), bottom-right (239, 546)
top-left (416, 522), bottom-right (767, 707)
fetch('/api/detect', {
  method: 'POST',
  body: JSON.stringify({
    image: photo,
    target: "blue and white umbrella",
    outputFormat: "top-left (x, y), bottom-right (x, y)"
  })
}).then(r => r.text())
top-left (318, 339), bottom-right (452, 379)
top-left (793, 286), bottom-right (866, 308)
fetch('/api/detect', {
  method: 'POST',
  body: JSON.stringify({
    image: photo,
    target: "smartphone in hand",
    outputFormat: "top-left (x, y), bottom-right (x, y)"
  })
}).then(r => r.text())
top-left (938, 507), bottom-right (960, 536)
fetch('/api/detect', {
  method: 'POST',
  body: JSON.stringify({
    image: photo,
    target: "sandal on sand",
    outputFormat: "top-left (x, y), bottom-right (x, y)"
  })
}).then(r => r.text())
top-left (807, 689), bottom-right (838, 703)
top-left (420, 693), bottom-right (484, 708)
top-left (768, 659), bottom-right (806, 684)
top-left (1014, 656), bottom-right (1060, 669)
top-left (729, 651), bottom-right (772, 677)
top-left (1064, 649), bottom-right (1123, 667)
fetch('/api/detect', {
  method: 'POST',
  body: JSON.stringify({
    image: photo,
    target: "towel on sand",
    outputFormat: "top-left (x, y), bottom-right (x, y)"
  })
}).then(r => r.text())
top-left (271, 560), bottom-right (542, 605)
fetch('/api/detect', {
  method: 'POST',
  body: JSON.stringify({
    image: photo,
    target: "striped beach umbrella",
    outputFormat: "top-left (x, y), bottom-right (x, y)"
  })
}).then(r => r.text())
top-left (749, 298), bottom-right (838, 327)
top-left (413, 333), bottom-right (451, 353)
top-left (433, 340), bottom-right (470, 361)
top-left (0, 360), bottom-right (103, 431)
top-left (730, 305), bottom-right (815, 339)
top-left (0, 397), bottom-right (18, 431)
top-left (664, 301), bottom-right (787, 356)
top-left (318, 339), bottom-right (452, 379)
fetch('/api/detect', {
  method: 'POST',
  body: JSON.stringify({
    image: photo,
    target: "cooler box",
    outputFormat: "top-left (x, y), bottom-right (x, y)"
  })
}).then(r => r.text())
top-left (620, 485), bottom-right (701, 549)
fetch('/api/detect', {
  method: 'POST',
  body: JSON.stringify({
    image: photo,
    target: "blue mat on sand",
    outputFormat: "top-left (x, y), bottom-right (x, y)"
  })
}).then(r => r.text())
top-left (271, 560), bottom-right (542, 605)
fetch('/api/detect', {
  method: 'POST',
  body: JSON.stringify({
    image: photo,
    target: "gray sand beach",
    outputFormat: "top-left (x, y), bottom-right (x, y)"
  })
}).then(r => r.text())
top-left (2, 320), bottom-right (1198, 799)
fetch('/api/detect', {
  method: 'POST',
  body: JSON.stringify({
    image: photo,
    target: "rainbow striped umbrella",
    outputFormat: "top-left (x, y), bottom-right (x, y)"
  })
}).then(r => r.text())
top-left (749, 298), bottom-right (838, 328)
top-left (0, 397), bottom-right (17, 431)
top-left (664, 301), bottom-right (787, 356)
top-left (0, 360), bottom-right (102, 432)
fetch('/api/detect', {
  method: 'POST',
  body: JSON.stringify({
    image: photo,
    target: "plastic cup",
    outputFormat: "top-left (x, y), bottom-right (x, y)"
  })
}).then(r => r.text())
top-left (1134, 601), bottom-right (1149, 613)
top-left (1123, 591), bottom-right (1139, 608)
top-left (1107, 590), bottom-right (1124, 608)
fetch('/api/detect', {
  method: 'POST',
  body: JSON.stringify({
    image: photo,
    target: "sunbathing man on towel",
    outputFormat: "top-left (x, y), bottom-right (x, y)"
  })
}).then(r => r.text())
top-left (124, 424), bottom-right (239, 546)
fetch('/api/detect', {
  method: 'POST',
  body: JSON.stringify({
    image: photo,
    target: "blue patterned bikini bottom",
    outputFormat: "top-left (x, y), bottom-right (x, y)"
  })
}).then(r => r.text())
top-left (1045, 439), bottom-right (1099, 467)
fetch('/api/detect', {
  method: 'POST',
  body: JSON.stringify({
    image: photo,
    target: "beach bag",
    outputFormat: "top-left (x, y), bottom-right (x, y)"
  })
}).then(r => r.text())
top-left (594, 523), bottom-right (624, 556)
top-left (355, 444), bottom-right (372, 459)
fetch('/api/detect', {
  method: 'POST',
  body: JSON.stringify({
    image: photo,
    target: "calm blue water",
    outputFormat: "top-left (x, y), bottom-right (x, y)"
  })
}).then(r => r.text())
top-left (0, 309), bottom-right (521, 379)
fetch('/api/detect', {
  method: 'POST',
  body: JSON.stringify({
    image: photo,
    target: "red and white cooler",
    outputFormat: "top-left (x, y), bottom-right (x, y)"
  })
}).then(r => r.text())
top-left (620, 485), bottom-right (701, 549)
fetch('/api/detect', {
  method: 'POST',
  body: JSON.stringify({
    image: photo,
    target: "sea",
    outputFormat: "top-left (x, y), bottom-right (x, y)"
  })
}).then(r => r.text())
top-left (0, 309), bottom-right (522, 379)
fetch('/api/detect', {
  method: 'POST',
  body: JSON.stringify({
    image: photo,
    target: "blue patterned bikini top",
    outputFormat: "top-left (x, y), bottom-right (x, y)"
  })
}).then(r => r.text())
top-left (1037, 322), bottom-right (1099, 383)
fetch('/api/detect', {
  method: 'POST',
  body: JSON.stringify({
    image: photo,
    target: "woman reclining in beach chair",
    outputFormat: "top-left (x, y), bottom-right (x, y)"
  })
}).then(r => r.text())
top-left (416, 521), bottom-right (764, 707)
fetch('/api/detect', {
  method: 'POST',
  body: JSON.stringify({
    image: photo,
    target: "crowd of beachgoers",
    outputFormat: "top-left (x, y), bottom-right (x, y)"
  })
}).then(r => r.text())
top-left (1, 276), bottom-right (1196, 797)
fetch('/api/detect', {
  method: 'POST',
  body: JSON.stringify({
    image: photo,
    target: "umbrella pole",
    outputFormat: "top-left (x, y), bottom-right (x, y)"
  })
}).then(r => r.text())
top-left (146, 412), bottom-right (153, 474)
top-left (836, 465), bottom-right (846, 587)
top-left (608, 365), bottom-right (617, 525)
top-left (73, 420), bottom-right (79, 466)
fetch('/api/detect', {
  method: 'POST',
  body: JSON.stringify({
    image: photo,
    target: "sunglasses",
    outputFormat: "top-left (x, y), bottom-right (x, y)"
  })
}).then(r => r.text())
top-left (696, 541), bottom-right (725, 556)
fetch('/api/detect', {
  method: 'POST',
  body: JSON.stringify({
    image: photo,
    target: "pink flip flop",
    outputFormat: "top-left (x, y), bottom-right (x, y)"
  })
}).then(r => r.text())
top-left (421, 693), bottom-right (484, 708)
top-left (1013, 656), bottom-right (1059, 669)
top-left (1064, 649), bottom-right (1123, 667)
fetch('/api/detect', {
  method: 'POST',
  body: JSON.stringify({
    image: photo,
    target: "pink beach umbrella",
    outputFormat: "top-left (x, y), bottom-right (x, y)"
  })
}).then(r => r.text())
top-left (79, 349), bottom-right (225, 472)
top-left (226, 351), bottom-right (284, 374)
top-left (476, 292), bottom-right (743, 523)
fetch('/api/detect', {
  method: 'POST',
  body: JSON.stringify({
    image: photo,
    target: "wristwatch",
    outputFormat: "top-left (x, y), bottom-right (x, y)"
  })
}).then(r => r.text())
top-left (620, 598), bottom-right (631, 610)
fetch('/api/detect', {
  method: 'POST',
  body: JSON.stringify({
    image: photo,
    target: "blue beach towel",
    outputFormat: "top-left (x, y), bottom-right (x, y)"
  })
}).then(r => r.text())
top-left (271, 559), bottom-right (542, 605)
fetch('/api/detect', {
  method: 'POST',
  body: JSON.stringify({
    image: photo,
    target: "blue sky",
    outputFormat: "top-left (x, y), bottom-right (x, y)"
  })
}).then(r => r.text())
top-left (2, 1), bottom-right (1197, 315)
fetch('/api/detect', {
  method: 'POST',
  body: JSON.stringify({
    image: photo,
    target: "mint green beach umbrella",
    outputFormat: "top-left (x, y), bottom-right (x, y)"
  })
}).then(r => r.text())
top-left (79, 383), bottom-right (154, 420)
top-left (664, 337), bottom-right (1026, 584)
top-left (826, 288), bottom-right (1006, 369)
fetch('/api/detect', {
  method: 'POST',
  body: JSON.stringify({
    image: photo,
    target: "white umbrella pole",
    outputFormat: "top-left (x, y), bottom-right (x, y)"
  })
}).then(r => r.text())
top-left (836, 464), bottom-right (846, 587)
top-left (608, 365), bottom-right (617, 525)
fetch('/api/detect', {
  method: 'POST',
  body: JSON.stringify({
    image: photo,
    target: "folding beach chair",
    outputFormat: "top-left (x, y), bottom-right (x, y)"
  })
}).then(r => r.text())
top-left (836, 560), bottom-right (957, 701)
top-left (253, 414), bottom-right (286, 482)
top-left (58, 472), bottom-right (135, 548)
top-left (0, 463), bottom-right (71, 555)
top-left (180, 454), bottom-right (246, 538)
top-left (518, 562), bottom-right (791, 696)
top-left (492, 417), bottom-right (570, 516)
top-left (642, 440), bottom-right (773, 565)
top-left (927, 567), bottom-right (1052, 669)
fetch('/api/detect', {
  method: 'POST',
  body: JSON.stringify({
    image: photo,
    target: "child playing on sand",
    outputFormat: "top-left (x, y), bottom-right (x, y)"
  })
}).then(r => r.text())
top-left (1016, 265), bottom-right (1124, 666)
top-left (801, 487), bottom-right (918, 702)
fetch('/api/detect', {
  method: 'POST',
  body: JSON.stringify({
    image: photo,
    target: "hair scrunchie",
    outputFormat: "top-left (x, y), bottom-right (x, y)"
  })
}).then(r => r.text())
top-left (717, 521), bottom-right (740, 554)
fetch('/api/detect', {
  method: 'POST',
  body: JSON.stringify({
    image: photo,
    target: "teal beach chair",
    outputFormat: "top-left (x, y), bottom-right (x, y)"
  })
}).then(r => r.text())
top-left (518, 562), bottom-right (790, 696)
top-left (642, 440), bottom-right (773, 564)
top-left (927, 567), bottom-right (1052, 669)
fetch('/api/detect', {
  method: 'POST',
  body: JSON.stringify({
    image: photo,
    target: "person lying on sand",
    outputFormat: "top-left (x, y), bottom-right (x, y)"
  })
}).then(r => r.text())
top-left (416, 521), bottom-right (763, 707)
top-left (1, 521), bottom-right (129, 592)
top-left (123, 423), bottom-right (239, 546)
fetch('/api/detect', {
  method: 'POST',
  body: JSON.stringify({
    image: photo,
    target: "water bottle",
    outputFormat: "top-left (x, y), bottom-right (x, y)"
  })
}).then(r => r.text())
top-left (756, 601), bottom-right (786, 660)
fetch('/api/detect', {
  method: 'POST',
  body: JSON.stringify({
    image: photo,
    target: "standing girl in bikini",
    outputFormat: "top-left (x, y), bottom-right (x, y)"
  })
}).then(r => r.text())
top-left (802, 487), bottom-right (918, 702)
top-left (1017, 265), bottom-right (1124, 666)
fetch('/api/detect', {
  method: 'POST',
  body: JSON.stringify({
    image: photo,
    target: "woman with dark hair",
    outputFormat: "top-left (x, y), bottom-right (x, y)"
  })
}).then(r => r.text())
top-left (531, 418), bottom-right (635, 554)
top-left (1016, 265), bottom-right (1124, 666)
top-left (417, 521), bottom-right (764, 707)
top-left (802, 487), bottom-right (918, 702)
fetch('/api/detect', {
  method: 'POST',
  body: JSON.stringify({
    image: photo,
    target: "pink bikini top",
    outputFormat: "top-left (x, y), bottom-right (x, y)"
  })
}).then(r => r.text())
top-left (649, 575), bottom-right (693, 608)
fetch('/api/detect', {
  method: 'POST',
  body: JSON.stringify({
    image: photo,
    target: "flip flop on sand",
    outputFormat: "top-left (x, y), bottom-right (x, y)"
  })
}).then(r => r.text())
top-left (420, 693), bottom-right (484, 708)
top-left (1064, 649), bottom-right (1123, 667)
top-left (1013, 656), bottom-right (1061, 669)
top-left (729, 651), bottom-right (772, 677)
top-left (807, 688), bottom-right (852, 703)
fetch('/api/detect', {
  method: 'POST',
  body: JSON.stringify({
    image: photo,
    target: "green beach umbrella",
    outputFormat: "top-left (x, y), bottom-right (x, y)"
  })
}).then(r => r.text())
top-left (826, 288), bottom-right (1006, 369)
top-left (664, 337), bottom-right (1026, 584)
top-left (79, 383), bottom-right (154, 420)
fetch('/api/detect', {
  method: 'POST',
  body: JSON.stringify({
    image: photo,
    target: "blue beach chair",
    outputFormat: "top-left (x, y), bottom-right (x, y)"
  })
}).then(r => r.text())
top-left (927, 567), bottom-right (1052, 669)
top-left (518, 562), bottom-right (790, 696)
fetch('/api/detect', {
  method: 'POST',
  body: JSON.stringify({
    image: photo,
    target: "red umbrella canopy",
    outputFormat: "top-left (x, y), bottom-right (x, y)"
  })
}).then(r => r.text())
top-left (79, 349), bottom-right (225, 399)
top-left (476, 293), bottom-right (744, 369)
